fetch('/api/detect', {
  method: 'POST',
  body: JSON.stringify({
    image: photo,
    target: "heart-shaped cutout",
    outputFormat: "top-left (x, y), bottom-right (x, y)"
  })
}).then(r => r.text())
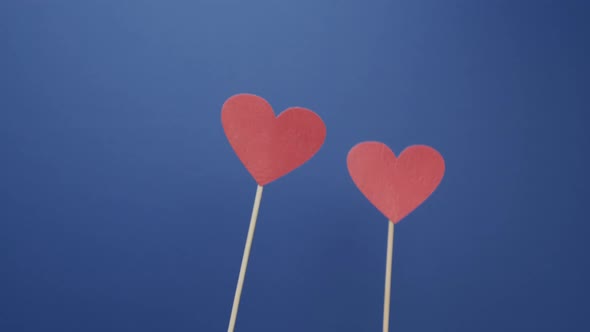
top-left (347, 142), bottom-right (445, 223)
top-left (222, 94), bottom-right (326, 186)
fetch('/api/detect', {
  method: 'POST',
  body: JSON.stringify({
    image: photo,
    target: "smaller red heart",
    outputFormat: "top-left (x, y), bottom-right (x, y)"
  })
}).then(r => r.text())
top-left (347, 142), bottom-right (445, 224)
top-left (222, 94), bottom-right (326, 186)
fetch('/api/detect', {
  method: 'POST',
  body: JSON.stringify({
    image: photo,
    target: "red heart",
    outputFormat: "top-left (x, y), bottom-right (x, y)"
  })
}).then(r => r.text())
top-left (222, 94), bottom-right (326, 186)
top-left (347, 142), bottom-right (445, 224)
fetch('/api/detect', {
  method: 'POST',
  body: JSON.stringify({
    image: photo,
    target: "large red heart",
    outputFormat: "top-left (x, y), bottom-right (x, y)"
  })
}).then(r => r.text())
top-left (222, 94), bottom-right (326, 186)
top-left (347, 142), bottom-right (445, 224)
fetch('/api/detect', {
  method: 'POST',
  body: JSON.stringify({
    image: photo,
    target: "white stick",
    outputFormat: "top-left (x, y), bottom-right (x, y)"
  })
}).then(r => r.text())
top-left (383, 221), bottom-right (395, 332)
top-left (227, 185), bottom-right (264, 332)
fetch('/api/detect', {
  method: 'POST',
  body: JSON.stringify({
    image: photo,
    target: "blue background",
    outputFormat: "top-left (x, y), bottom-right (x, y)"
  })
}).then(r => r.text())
top-left (2, 0), bottom-right (589, 331)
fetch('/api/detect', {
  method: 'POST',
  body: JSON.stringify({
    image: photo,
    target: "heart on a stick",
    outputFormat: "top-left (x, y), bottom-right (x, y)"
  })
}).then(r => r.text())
top-left (222, 94), bottom-right (326, 186)
top-left (347, 142), bottom-right (445, 223)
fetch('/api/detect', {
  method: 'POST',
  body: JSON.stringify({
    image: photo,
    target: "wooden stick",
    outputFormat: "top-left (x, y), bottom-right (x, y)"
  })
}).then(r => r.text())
top-left (228, 185), bottom-right (264, 332)
top-left (383, 221), bottom-right (395, 332)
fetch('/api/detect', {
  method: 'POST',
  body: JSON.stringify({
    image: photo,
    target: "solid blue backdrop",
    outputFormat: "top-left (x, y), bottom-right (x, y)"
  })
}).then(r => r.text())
top-left (1, 0), bottom-right (589, 331)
